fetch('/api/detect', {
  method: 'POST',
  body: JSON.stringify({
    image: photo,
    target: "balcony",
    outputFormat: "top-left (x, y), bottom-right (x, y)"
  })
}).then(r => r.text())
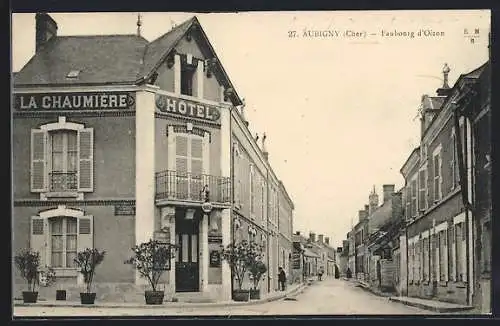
top-left (50, 172), bottom-right (78, 192)
top-left (155, 170), bottom-right (231, 204)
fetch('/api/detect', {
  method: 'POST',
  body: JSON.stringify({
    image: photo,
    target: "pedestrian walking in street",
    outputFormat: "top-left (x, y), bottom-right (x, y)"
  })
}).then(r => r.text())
top-left (318, 267), bottom-right (324, 281)
top-left (346, 267), bottom-right (352, 279)
top-left (278, 267), bottom-right (287, 291)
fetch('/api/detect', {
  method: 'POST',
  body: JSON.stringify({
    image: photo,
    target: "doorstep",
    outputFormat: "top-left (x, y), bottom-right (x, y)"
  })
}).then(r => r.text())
top-left (13, 283), bottom-right (307, 309)
top-left (389, 296), bottom-right (475, 313)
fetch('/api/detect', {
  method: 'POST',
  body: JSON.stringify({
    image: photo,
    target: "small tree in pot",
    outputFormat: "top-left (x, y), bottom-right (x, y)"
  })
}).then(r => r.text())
top-left (220, 240), bottom-right (262, 302)
top-left (124, 239), bottom-right (176, 305)
top-left (74, 248), bottom-right (106, 304)
top-left (248, 259), bottom-right (267, 300)
top-left (14, 249), bottom-right (41, 303)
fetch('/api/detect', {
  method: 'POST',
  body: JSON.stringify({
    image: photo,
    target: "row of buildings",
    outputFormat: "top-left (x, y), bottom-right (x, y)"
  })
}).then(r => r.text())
top-left (12, 13), bottom-right (295, 302)
top-left (339, 60), bottom-right (491, 313)
top-left (290, 231), bottom-right (340, 283)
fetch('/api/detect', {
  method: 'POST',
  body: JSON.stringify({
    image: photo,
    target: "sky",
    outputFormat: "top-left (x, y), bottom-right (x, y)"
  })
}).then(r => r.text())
top-left (11, 11), bottom-right (490, 248)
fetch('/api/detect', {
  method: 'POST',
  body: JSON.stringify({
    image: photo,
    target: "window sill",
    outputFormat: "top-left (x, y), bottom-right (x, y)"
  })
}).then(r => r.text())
top-left (41, 192), bottom-right (83, 200)
top-left (53, 268), bottom-right (79, 277)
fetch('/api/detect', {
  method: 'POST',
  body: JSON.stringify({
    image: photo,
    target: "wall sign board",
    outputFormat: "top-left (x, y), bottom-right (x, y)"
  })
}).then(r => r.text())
top-left (155, 94), bottom-right (221, 123)
top-left (114, 204), bottom-right (136, 216)
top-left (14, 92), bottom-right (136, 111)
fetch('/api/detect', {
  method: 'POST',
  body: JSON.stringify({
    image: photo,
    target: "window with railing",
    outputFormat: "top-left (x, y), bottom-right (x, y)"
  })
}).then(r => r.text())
top-left (31, 118), bottom-right (94, 195)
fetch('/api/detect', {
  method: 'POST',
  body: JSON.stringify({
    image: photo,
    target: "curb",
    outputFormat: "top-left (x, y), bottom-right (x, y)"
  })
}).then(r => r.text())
top-left (354, 282), bottom-right (394, 298)
top-left (14, 283), bottom-right (307, 309)
top-left (388, 297), bottom-right (475, 313)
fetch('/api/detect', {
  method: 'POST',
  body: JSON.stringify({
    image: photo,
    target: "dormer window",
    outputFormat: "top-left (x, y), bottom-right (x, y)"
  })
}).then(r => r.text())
top-left (66, 70), bottom-right (80, 79)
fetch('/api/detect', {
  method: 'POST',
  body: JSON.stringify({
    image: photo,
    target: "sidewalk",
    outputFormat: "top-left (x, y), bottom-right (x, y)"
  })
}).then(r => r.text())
top-left (389, 296), bottom-right (475, 313)
top-left (344, 278), bottom-right (474, 313)
top-left (13, 282), bottom-right (307, 309)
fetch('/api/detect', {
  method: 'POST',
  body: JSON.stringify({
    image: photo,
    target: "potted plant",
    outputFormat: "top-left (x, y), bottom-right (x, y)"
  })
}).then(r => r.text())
top-left (124, 239), bottom-right (176, 305)
top-left (74, 248), bottom-right (106, 304)
top-left (14, 249), bottom-right (41, 303)
top-left (249, 259), bottom-right (267, 300)
top-left (220, 240), bottom-right (262, 302)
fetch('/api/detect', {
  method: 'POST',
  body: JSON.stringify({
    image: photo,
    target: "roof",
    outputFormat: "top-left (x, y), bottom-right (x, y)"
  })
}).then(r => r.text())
top-left (15, 35), bottom-right (148, 86)
top-left (399, 146), bottom-right (420, 176)
top-left (14, 15), bottom-right (243, 105)
top-left (304, 248), bottom-right (320, 258)
top-left (367, 199), bottom-right (393, 233)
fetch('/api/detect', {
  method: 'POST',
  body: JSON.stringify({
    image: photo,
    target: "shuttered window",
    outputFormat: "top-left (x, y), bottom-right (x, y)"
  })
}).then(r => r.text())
top-left (418, 168), bottom-right (427, 211)
top-left (170, 130), bottom-right (209, 201)
top-left (439, 230), bottom-right (448, 281)
top-left (30, 213), bottom-right (93, 270)
top-left (448, 224), bottom-right (456, 281)
top-left (31, 125), bottom-right (93, 193)
top-left (433, 150), bottom-right (442, 202)
top-left (410, 178), bottom-right (417, 217)
top-left (451, 133), bottom-right (459, 189)
top-left (422, 237), bottom-right (429, 281)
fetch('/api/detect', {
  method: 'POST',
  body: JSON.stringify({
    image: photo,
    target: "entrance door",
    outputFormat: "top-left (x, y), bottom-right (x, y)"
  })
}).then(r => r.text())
top-left (175, 215), bottom-right (199, 292)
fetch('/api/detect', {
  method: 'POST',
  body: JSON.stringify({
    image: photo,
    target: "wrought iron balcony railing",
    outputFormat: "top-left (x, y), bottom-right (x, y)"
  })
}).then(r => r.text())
top-left (155, 170), bottom-right (231, 204)
top-left (50, 172), bottom-right (78, 192)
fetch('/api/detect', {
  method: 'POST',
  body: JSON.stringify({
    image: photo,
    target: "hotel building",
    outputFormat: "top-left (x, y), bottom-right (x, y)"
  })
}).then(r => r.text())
top-left (12, 13), bottom-right (294, 302)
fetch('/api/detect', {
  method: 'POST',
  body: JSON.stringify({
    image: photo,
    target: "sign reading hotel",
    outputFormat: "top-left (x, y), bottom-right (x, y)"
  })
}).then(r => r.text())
top-left (155, 94), bottom-right (221, 123)
top-left (14, 92), bottom-right (136, 111)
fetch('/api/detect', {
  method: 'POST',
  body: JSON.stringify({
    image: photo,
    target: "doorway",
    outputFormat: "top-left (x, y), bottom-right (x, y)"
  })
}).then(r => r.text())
top-left (175, 209), bottom-right (200, 292)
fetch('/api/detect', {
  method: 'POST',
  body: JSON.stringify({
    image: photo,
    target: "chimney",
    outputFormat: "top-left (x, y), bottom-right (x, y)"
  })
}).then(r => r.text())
top-left (309, 232), bottom-right (316, 243)
top-left (364, 204), bottom-right (369, 215)
top-left (436, 63), bottom-right (453, 96)
top-left (36, 13), bottom-right (58, 52)
top-left (383, 184), bottom-right (395, 203)
top-left (325, 237), bottom-right (330, 245)
top-left (262, 133), bottom-right (269, 161)
top-left (318, 234), bottom-right (324, 244)
top-left (358, 210), bottom-right (368, 223)
top-left (295, 231), bottom-right (300, 235)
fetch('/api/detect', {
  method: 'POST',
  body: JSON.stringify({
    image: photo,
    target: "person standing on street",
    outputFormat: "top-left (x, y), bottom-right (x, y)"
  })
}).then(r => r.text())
top-left (278, 267), bottom-right (287, 291)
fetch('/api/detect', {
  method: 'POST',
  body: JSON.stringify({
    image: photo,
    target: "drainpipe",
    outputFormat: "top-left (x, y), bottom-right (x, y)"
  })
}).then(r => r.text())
top-left (229, 106), bottom-right (234, 297)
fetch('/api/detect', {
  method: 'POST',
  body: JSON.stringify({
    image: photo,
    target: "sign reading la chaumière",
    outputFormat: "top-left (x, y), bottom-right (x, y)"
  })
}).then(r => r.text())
top-left (155, 94), bottom-right (221, 123)
top-left (14, 92), bottom-right (136, 110)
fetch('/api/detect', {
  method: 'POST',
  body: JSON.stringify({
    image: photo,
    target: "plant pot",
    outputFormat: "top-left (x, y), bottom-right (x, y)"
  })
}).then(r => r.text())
top-left (56, 290), bottom-right (66, 301)
top-left (249, 289), bottom-right (261, 300)
top-left (145, 291), bottom-right (165, 305)
top-left (22, 291), bottom-right (38, 303)
top-left (232, 289), bottom-right (250, 302)
top-left (80, 292), bottom-right (96, 304)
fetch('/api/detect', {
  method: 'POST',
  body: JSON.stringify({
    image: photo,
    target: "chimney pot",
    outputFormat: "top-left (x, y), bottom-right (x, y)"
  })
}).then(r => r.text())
top-left (325, 237), bottom-right (330, 245)
top-left (295, 231), bottom-right (300, 235)
top-left (309, 232), bottom-right (316, 243)
top-left (318, 234), bottom-right (324, 243)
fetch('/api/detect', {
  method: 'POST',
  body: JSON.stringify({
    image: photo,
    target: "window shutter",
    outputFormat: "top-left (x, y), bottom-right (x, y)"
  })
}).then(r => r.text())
top-left (418, 170), bottom-right (426, 210)
top-left (30, 216), bottom-right (48, 267)
top-left (176, 135), bottom-right (188, 175)
top-left (77, 215), bottom-right (94, 252)
top-left (78, 128), bottom-right (94, 192)
top-left (167, 126), bottom-right (176, 171)
top-left (202, 132), bottom-right (210, 175)
top-left (31, 129), bottom-right (48, 192)
top-left (439, 155), bottom-right (443, 199)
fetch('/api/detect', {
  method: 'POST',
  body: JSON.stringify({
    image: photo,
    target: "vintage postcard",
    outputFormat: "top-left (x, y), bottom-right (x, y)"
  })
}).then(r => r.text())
top-left (11, 10), bottom-right (491, 317)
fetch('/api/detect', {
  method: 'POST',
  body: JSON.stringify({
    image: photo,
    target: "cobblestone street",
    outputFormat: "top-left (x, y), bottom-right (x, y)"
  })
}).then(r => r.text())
top-left (14, 279), bottom-right (437, 317)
